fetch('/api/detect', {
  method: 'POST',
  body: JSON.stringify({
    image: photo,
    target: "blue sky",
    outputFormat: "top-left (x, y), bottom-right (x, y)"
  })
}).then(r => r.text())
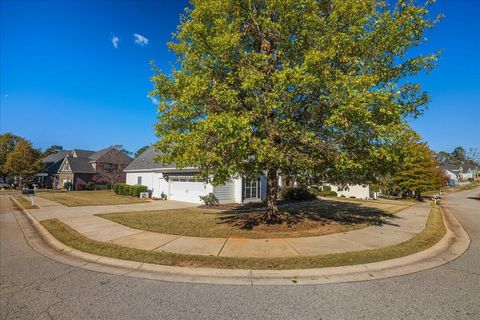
top-left (1, 0), bottom-right (479, 155)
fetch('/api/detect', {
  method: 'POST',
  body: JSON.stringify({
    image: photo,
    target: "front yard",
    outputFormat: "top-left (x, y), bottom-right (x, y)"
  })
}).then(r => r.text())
top-left (41, 206), bottom-right (445, 269)
top-left (97, 198), bottom-right (411, 239)
top-left (38, 190), bottom-right (149, 207)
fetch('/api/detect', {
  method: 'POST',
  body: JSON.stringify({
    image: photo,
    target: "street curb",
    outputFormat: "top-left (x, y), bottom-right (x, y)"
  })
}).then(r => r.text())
top-left (9, 196), bottom-right (470, 286)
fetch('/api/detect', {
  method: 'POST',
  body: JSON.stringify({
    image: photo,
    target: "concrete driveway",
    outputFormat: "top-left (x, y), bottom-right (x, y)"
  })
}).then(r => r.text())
top-left (28, 196), bottom-right (197, 221)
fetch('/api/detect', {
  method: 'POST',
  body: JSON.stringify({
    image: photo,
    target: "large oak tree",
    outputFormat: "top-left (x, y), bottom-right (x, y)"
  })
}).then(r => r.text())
top-left (152, 0), bottom-right (441, 221)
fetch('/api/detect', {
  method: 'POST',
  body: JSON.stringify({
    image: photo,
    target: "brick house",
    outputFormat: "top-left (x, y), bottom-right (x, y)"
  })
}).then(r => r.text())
top-left (55, 148), bottom-right (133, 190)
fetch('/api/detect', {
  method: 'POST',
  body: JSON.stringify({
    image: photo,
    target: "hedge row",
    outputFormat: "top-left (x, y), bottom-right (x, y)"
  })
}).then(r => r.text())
top-left (113, 183), bottom-right (148, 197)
top-left (280, 186), bottom-right (317, 201)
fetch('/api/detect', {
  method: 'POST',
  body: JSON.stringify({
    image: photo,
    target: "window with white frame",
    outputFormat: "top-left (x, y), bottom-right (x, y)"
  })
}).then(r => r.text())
top-left (243, 178), bottom-right (260, 199)
top-left (137, 176), bottom-right (142, 185)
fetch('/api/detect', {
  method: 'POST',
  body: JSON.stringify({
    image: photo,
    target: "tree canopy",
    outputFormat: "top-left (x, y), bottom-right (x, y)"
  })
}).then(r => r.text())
top-left (109, 145), bottom-right (132, 156)
top-left (135, 145), bottom-right (150, 158)
top-left (43, 145), bottom-right (64, 157)
top-left (0, 133), bottom-right (27, 176)
top-left (391, 133), bottom-right (442, 198)
top-left (152, 0), bottom-right (441, 219)
top-left (3, 140), bottom-right (41, 186)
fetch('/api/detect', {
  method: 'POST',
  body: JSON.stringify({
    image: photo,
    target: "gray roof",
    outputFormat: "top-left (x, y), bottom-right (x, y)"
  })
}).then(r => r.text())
top-left (442, 163), bottom-right (462, 173)
top-left (88, 148), bottom-right (133, 164)
top-left (462, 162), bottom-right (479, 171)
top-left (124, 146), bottom-right (178, 171)
top-left (88, 148), bottom-right (111, 161)
top-left (41, 150), bottom-right (72, 164)
top-left (65, 157), bottom-right (95, 173)
top-left (72, 149), bottom-right (95, 158)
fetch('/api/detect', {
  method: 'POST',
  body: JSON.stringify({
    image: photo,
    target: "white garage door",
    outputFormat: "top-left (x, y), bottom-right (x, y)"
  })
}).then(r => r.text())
top-left (168, 179), bottom-right (208, 203)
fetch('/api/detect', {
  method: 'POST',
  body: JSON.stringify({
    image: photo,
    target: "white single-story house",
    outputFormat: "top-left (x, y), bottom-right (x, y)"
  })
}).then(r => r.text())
top-left (124, 146), bottom-right (267, 204)
top-left (327, 184), bottom-right (376, 199)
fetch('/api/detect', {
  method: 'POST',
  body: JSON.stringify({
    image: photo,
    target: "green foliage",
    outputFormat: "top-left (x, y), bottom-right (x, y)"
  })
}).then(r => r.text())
top-left (134, 145), bottom-right (149, 158)
top-left (152, 0), bottom-right (441, 214)
top-left (124, 185), bottom-right (131, 196)
top-left (3, 139), bottom-right (41, 186)
top-left (114, 183), bottom-right (125, 194)
top-left (113, 183), bottom-right (147, 197)
top-left (280, 186), bottom-right (316, 201)
top-left (43, 145), bottom-right (63, 157)
top-left (84, 182), bottom-right (96, 190)
top-left (0, 133), bottom-right (27, 176)
top-left (391, 132), bottom-right (442, 197)
top-left (317, 190), bottom-right (338, 197)
top-left (322, 185), bottom-right (332, 192)
top-left (129, 185), bottom-right (148, 197)
top-left (199, 193), bottom-right (219, 206)
top-left (451, 147), bottom-right (466, 163)
top-left (109, 145), bottom-right (132, 156)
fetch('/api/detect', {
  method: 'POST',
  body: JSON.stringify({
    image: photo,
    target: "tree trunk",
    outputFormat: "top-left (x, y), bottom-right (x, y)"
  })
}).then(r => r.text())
top-left (265, 168), bottom-right (279, 223)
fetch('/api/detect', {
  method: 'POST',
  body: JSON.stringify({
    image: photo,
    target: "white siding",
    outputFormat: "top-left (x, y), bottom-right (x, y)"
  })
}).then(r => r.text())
top-left (126, 172), bottom-right (154, 190)
top-left (233, 177), bottom-right (243, 204)
top-left (329, 184), bottom-right (371, 199)
top-left (213, 180), bottom-right (235, 204)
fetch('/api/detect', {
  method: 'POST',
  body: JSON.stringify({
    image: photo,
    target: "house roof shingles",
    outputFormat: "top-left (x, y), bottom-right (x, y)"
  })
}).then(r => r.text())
top-left (65, 157), bottom-right (95, 173)
top-left (89, 148), bottom-right (133, 165)
top-left (124, 146), bottom-right (178, 171)
top-left (41, 150), bottom-right (72, 164)
top-left (72, 149), bottom-right (95, 158)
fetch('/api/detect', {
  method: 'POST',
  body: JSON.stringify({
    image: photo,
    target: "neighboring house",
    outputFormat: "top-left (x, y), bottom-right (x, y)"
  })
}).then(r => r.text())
top-left (42, 148), bottom-right (133, 190)
top-left (442, 166), bottom-right (459, 186)
top-left (461, 162), bottom-right (480, 180)
top-left (327, 184), bottom-right (375, 199)
top-left (441, 162), bottom-right (479, 184)
top-left (38, 150), bottom-right (92, 189)
top-left (124, 146), bottom-right (267, 204)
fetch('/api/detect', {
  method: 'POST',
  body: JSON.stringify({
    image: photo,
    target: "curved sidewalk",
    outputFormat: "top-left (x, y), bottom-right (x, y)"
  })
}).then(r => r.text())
top-left (6, 194), bottom-right (470, 286)
top-left (27, 196), bottom-right (430, 258)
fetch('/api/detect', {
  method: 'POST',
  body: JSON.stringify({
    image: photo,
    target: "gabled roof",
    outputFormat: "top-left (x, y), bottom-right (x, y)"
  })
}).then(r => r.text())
top-left (124, 146), bottom-right (178, 171)
top-left (71, 149), bottom-right (95, 158)
top-left (62, 156), bottom-right (95, 173)
top-left (88, 148), bottom-right (133, 165)
top-left (462, 162), bottom-right (479, 171)
top-left (41, 150), bottom-right (72, 164)
top-left (442, 163), bottom-right (462, 173)
top-left (88, 148), bottom-right (111, 161)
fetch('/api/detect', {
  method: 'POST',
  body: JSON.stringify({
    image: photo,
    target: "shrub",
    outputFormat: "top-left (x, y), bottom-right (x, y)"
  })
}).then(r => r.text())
top-left (123, 184), bottom-right (131, 196)
top-left (118, 183), bottom-right (127, 195)
top-left (114, 183), bottom-right (125, 194)
top-left (350, 196), bottom-right (356, 199)
top-left (318, 190), bottom-right (337, 197)
top-left (129, 185), bottom-right (148, 197)
top-left (280, 186), bottom-right (316, 201)
top-left (200, 193), bottom-right (219, 206)
top-left (114, 184), bottom-right (147, 197)
top-left (137, 185), bottom-right (148, 197)
top-left (84, 181), bottom-right (96, 190)
top-left (322, 185), bottom-right (332, 192)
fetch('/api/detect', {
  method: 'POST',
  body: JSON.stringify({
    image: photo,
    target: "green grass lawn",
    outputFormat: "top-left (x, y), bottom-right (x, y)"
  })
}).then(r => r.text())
top-left (38, 190), bottom-right (149, 207)
top-left (13, 195), bottom-right (39, 209)
top-left (97, 198), bottom-right (411, 239)
top-left (41, 207), bottom-right (445, 269)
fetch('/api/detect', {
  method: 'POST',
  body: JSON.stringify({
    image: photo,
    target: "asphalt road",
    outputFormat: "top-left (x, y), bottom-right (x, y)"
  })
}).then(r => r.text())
top-left (1, 190), bottom-right (479, 320)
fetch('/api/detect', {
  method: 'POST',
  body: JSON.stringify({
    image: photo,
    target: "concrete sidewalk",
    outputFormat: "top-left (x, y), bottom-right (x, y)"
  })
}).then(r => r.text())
top-left (26, 196), bottom-right (431, 258)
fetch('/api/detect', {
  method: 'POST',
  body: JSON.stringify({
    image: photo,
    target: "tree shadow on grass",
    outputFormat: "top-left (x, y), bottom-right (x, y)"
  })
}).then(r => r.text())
top-left (217, 199), bottom-right (400, 230)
